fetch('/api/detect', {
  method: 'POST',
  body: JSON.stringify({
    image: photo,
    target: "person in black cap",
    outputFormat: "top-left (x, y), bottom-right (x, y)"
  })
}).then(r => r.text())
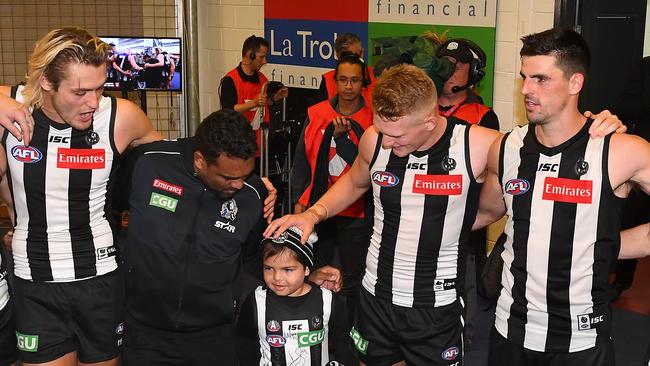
top-left (436, 38), bottom-right (499, 130)
top-left (237, 227), bottom-right (353, 366)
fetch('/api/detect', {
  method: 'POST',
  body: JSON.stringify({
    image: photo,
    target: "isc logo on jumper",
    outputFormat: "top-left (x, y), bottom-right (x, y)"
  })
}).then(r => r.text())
top-left (505, 178), bottom-right (530, 195)
top-left (49, 135), bottom-right (70, 144)
top-left (149, 192), bottom-right (178, 212)
top-left (372, 171), bottom-right (399, 187)
top-left (538, 163), bottom-right (559, 172)
top-left (11, 145), bottom-right (43, 163)
top-left (57, 148), bottom-right (105, 169)
top-left (96, 246), bottom-right (117, 260)
top-left (577, 313), bottom-right (605, 331)
top-left (266, 335), bottom-right (286, 348)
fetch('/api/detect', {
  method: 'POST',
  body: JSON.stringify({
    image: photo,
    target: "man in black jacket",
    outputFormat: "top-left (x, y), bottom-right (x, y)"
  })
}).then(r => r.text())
top-left (117, 109), bottom-right (340, 365)
top-left (610, 56), bottom-right (650, 300)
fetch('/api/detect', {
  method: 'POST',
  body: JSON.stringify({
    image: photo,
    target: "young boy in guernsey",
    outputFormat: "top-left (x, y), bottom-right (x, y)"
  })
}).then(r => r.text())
top-left (237, 227), bottom-right (352, 366)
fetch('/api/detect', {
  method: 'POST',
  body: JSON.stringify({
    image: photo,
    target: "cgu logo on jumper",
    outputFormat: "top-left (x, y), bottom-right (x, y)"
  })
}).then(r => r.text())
top-left (149, 192), bottom-right (178, 213)
top-left (298, 329), bottom-right (325, 348)
top-left (16, 332), bottom-right (39, 352)
top-left (11, 145), bottom-right (43, 163)
top-left (372, 171), bottom-right (399, 187)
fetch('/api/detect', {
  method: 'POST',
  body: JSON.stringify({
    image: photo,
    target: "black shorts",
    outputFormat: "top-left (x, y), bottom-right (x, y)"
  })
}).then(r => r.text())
top-left (122, 321), bottom-right (237, 366)
top-left (351, 288), bottom-right (464, 366)
top-left (0, 304), bottom-right (17, 366)
top-left (488, 327), bottom-right (614, 366)
top-left (12, 270), bottom-right (124, 364)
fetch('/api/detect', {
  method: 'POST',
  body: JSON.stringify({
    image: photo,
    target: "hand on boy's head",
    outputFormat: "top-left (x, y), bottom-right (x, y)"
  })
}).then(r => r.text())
top-left (308, 266), bottom-right (342, 292)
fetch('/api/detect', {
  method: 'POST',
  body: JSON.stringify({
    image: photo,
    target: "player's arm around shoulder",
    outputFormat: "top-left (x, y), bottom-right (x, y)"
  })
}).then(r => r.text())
top-left (473, 133), bottom-right (507, 230)
top-left (263, 127), bottom-right (377, 242)
top-left (608, 133), bottom-right (650, 196)
top-left (619, 223), bottom-right (650, 259)
top-left (113, 97), bottom-right (163, 153)
top-left (468, 124), bottom-right (502, 183)
top-left (0, 85), bottom-right (35, 145)
top-left (345, 124), bottom-right (377, 190)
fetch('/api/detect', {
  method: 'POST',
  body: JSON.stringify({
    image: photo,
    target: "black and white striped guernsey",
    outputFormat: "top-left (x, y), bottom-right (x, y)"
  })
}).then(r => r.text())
top-left (4, 85), bottom-right (119, 282)
top-left (251, 286), bottom-right (333, 366)
top-left (0, 252), bottom-right (7, 311)
top-left (364, 117), bottom-right (480, 308)
top-left (495, 120), bottom-right (624, 352)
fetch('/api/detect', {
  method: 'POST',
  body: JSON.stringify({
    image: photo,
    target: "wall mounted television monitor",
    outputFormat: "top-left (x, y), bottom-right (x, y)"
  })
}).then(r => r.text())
top-left (100, 36), bottom-right (182, 92)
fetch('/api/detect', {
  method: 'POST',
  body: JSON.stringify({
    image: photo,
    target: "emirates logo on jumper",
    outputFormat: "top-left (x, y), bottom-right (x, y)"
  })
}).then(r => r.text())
top-left (152, 179), bottom-right (184, 196)
top-left (57, 148), bottom-right (105, 169)
top-left (412, 174), bottom-right (462, 195)
top-left (542, 177), bottom-right (592, 204)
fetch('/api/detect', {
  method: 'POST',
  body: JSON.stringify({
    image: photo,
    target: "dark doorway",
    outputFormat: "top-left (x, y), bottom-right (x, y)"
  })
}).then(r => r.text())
top-left (555, 0), bottom-right (647, 112)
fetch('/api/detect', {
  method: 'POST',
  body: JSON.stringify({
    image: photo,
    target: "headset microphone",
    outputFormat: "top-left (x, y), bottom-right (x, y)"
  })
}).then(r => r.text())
top-left (451, 84), bottom-right (470, 93)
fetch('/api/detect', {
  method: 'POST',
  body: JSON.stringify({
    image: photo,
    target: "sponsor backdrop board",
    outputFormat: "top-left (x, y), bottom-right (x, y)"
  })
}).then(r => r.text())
top-left (264, 0), bottom-right (496, 105)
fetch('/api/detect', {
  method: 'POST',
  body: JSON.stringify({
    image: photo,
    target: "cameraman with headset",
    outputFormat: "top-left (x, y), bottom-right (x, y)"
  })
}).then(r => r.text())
top-left (219, 35), bottom-right (288, 155)
top-left (436, 38), bottom-right (499, 130)
top-left (436, 38), bottom-right (499, 352)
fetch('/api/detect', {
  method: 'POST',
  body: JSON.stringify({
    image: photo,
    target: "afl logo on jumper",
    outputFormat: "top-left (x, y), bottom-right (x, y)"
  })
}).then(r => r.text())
top-left (57, 148), bottom-right (105, 169)
top-left (266, 335), bottom-right (286, 347)
top-left (441, 346), bottom-right (459, 361)
top-left (11, 145), bottom-right (43, 163)
top-left (372, 171), bottom-right (399, 187)
top-left (505, 178), bottom-right (530, 195)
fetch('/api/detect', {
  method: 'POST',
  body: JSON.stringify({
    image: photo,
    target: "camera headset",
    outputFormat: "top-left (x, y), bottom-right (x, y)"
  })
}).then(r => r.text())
top-left (245, 35), bottom-right (264, 61)
top-left (335, 51), bottom-right (371, 88)
top-left (436, 38), bottom-right (487, 93)
top-left (244, 34), bottom-right (262, 61)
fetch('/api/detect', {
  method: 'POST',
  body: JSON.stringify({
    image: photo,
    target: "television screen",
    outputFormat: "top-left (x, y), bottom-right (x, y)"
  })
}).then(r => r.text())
top-left (100, 36), bottom-right (182, 92)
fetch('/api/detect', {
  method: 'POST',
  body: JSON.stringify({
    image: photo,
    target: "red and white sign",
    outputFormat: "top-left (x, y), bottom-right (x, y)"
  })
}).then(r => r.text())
top-left (153, 178), bottom-right (184, 196)
top-left (57, 148), bottom-right (105, 169)
top-left (542, 177), bottom-right (592, 204)
top-left (412, 174), bottom-right (462, 195)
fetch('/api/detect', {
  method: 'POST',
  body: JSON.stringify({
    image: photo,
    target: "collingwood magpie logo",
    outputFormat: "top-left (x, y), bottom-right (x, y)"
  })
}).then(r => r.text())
top-left (85, 131), bottom-right (100, 145)
top-left (271, 231), bottom-right (289, 243)
top-left (220, 199), bottom-right (238, 221)
top-left (575, 159), bottom-right (589, 176)
top-left (441, 155), bottom-right (456, 172)
top-left (215, 199), bottom-right (238, 233)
